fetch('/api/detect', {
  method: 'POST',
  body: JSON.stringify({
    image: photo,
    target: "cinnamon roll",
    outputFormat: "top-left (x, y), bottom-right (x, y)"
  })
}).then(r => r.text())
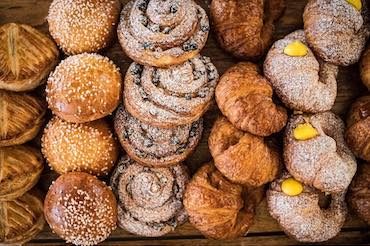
top-left (117, 0), bottom-right (210, 67)
top-left (124, 56), bottom-right (218, 128)
top-left (114, 105), bottom-right (202, 167)
top-left (110, 156), bottom-right (189, 237)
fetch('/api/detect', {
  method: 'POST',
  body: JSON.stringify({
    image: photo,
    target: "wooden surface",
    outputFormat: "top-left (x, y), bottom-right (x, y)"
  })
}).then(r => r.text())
top-left (0, 0), bottom-right (369, 245)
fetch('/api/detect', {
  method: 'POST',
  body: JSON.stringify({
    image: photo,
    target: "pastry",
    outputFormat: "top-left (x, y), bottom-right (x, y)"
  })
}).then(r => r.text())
top-left (0, 90), bottom-right (46, 147)
top-left (216, 62), bottom-right (287, 136)
top-left (46, 53), bottom-right (121, 123)
top-left (0, 145), bottom-right (43, 201)
top-left (0, 23), bottom-right (59, 91)
top-left (114, 105), bottom-right (202, 167)
top-left (347, 163), bottom-right (370, 224)
top-left (210, 0), bottom-right (285, 60)
top-left (110, 156), bottom-right (189, 237)
top-left (264, 30), bottom-right (338, 113)
top-left (267, 172), bottom-right (347, 242)
top-left (303, 0), bottom-right (370, 66)
top-left (44, 172), bottom-right (117, 246)
top-left (47, 0), bottom-right (121, 54)
top-left (183, 163), bottom-right (264, 240)
top-left (361, 45), bottom-right (370, 89)
top-left (346, 95), bottom-right (370, 161)
top-left (124, 56), bottom-right (218, 128)
top-left (117, 0), bottom-right (209, 67)
top-left (284, 112), bottom-right (357, 193)
top-left (0, 190), bottom-right (45, 245)
top-left (42, 117), bottom-right (118, 176)
top-left (208, 117), bottom-right (279, 187)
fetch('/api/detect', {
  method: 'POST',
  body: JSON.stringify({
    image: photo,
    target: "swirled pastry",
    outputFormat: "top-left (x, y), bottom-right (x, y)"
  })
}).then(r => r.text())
top-left (0, 23), bottom-right (59, 91)
top-left (118, 0), bottom-right (209, 67)
top-left (210, 0), bottom-right (285, 60)
top-left (216, 62), bottom-right (287, 136)
top-left (346, 95), bottom-right (370, 161)
top-left (267, 172), bottom-right (347, 242)
top-left (264, 30), bottom-right (338, 113)
top-left (0, 190), bottom-right (45, 245)
top-left (0, 90), bottom-right (46, 147)
top-left (184, 163), bottom-right (264, 239)
top-left (110, 156), bottom-right (189, 237)
top-left (0, 145), bottom-right (43, 201)
top-left (284, 112), bottom-right (357, 193)
top-left (124, 56), bottom-right (218, 127)
top-left (209, 117), bottom-right (279, 187)
top-left (114, 105), bottom-right (202, 167)
top-left (303, 0), bottom-right (370, 66)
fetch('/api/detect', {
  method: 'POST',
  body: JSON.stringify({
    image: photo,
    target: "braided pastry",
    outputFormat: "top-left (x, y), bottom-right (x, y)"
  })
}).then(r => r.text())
top-left (110, 156), bottom-right (189, 237)
top-left (304, 0), bottom-right (370, 66)
top-left (124, 56), bottom-right (218, 128)
top-left (208, 117), bottom-right (279, 187)
top-left (118, 0), bottom-right (209, 67)
top-left (346, 95), bottom-right (370, 161)
top-left (216, 62), bottom-right (287, 136)
top-left (264, 30), bottom-right (338, 113)
top-left (284, 112), bottom-right (357, 193)
top-left (267, 172), bottom-right (347, 242)
top-left (114, 105), bottom-right (202, 167)
top-left (183, 163), bottom-right (264, 239)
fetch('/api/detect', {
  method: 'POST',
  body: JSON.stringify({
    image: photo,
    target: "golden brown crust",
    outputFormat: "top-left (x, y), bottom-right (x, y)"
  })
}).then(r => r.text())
top-left (0, 190), bottom-right (45, 245)
top-left (361, 45), bottom-right (370, 89)
top-left (0, 90), bottom-right (46, 147)
top-left (346, 95), bottom-right (370, 161)
top-left (183, 163), bottom-right (264, 240)
top-left (216, 62), bottom-right (287, 136)
top-left (42, 117), bottom-right (119, 176)
top-left (208, 117), bottom-right (279, 187)
top-left (210, 0), bottom-right (285, 60)
top-left (0, 23), bottom-right (59, 91)
top-left (0, 145), bottom-right (43, 201)
top-left (44, 172), bottom-right (117, 246)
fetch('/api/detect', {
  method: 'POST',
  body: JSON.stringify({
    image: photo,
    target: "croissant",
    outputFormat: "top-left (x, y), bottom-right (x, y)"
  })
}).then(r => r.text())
top-left (216, 62), bottom-right (287, 136)
top-left (210, 0), bottom-right (285, 60)
top-left (361, 45), bottom-right (370, 89)
top-left (183, 163), bottom-right (264, 239)
top-left (346, 95), bottom-right (370, 161)
top-left (208, 117), bottom-right (279, 187)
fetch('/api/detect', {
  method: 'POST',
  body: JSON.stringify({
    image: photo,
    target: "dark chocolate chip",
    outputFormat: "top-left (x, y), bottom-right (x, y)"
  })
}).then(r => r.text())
top-left (201, 25), bottom-right (210, 32)
top-left (170, 5), bottom-right (178, 13)
top-left (140, 15), bottom-right (148, 26)
top-left (198, 88), bottom-right (208, 98)
top-left (143, 42), bottom-right (154, 50)
top-left (185, 94), bottom-right (192, 100)
top-left (183, 40), bottom-right (198, 51)
top-left (134, 77), bottom-right (141, 85)
top-left (137, 0), bottom-right (148, 11)
top-left (131, 64), bottom-right (143, 75)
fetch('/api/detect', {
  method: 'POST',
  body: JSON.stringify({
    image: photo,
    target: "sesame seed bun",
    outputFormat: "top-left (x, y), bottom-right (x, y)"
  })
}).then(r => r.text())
top-left (46, 53), bottom-right (122, 123)
top-left (44, 172), bottom-right (117, 246)
top-left (47, 0), bottom-right (121, 55)
top-left (42, 117), bottom-right (119, 176)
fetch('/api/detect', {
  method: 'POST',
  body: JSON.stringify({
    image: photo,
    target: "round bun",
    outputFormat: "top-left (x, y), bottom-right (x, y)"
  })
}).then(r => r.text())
top-left (0, 23), bottom-right (59, 91)
top-left (117, 0), bottom-right (209, 67)
top-left (184, 163), bottom-right (264, 239)
top-left (0, 190), bottom-right (45, 245)
top-left (267, 172), bottom-right (347, 243)
top-left (42, 117), bottom-right (118, 176)
top-left (348, 163), bottom-right (370, 224)
top-left (46, 53), bottom-right (121, 123)
top-left (44, 172), bottom-right (117, 246)
top-left (361, 45), bottom-right (370, 90)
top-left (0, 145), bottom-right (43, 201)
top-left (47, 0), bottom-right (121, 54)
top-left (110, 156), bottom-right (189, 237)
top-left (0, 90), bottom-right (46, 147)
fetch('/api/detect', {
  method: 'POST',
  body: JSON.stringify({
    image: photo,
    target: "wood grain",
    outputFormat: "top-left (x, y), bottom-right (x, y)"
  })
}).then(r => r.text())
top-left (0, 0), bottom-right (369, 245)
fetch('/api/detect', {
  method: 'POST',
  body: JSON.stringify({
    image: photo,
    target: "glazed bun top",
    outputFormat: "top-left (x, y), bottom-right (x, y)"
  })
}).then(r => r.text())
top-left (46, 53), bottom-right (121, 123)
top-left (47, 0), bottom-right (121, 54)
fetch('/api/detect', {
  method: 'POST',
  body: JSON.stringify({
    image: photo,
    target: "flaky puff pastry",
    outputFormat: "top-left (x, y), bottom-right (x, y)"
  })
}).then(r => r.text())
top-left (346, 95), bottom-right (370, 161)
top-left (209, 117), bottom-right (280, 187)
top-left (216, 62), bottom-right (287, 136)
top-left (0, 23), bottom-right (59, 91)
top-left (0, 90), bottom-right (46, 147)
top-left (210, 0), bottom-right (285, 60)
top-left (183, 163), bottom-right (264, 239)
